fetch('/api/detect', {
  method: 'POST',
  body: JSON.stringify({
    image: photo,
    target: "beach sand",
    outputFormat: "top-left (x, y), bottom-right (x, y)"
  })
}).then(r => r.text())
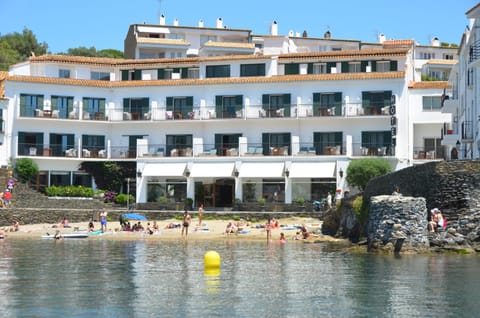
top-left (2, 216), bottom-right (346, 243)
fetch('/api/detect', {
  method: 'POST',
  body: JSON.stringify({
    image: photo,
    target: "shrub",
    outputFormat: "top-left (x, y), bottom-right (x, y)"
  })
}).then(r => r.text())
top-left (346, 158), bottom-right (392, 191)
top-left (15, 158), bottom-right (39, 182)
top-left (115, 193), bottom-right (135, 205)
top-left (103, 191), bottom-right (116, 203)
top-left (258, 198), bottom-right (266, 206)
top-left (352, 195), bottom-right (369, 223)
top-left (296, 197), bottom-right (305, 205)
top-left (45, 185), bottom-right (94, 197)
top-left (158, 196), bottom-right (168, 204)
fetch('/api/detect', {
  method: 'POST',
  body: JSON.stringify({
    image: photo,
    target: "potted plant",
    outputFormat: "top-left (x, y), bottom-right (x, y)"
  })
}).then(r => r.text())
top-left (258, 197), bottom-right (266, 212)
top-left (296, 197), bottom-right (306, 212)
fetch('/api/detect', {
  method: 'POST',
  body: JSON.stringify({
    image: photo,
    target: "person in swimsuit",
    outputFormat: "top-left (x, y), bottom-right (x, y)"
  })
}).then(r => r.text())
top-left (100, 209), bottom-right (108, 232)
top-left (198, 204), bottom-right (204, 226)
top-left (181, 209), bottom-right (191, 238)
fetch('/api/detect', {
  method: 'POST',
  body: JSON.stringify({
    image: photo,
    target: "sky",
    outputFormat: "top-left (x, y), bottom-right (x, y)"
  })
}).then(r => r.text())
top-left (0, 0), bottom-right (477, 54)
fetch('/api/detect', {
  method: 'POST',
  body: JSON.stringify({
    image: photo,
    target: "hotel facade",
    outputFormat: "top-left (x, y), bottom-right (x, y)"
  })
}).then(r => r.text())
top-left (0, 17), bottom-right (457, 208)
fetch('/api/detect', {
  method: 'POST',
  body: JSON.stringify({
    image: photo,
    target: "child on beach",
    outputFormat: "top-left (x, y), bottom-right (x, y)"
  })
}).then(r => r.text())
top-left (280, 232), bottom-right (286, 243)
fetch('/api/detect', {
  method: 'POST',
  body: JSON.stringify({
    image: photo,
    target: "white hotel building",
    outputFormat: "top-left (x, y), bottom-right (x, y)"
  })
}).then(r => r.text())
top-left (0, 17), bottom-right (457, 208)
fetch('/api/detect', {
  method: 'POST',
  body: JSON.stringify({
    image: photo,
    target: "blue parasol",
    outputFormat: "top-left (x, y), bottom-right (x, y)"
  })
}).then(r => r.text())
top-left (123, 213), bottom-right (147, 221)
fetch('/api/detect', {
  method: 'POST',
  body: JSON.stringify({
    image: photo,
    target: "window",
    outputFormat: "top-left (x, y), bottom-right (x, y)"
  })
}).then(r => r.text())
top-left (51, 95), bottom-right (74, 119)
top-left (166, 96), bottom-right (193, 119)
top-left (50, 171), bottom-right (71, 186)
top-left (188, 68), bottom-right (199, 78)
top-left (91, 71), bottom-right (110, 81)
top-left (83, 97), bottom-right (106, 119)
top-left (20, 94), bottom-right (44, 117)
top-left (147, 180), bottom-right (187, 203)
top-left (49, 133), bottom-right (75, 156)
top-left (206, 65), bottom-right (230, 78)
top-left (200, 35), bottom-right (217, 45)
top-left (262, 179), bottom-right (285, 203)
top-left (420, 52), bottom-right (435, 59)
top-left (376, 61), bottom-right (390, 72)
top-left (215, 133), bottom-right (242, 155)
top-left (362, 91), bottom-right (392, 115)
top-left (18, 132), bottom-right (43, 156)
top-left (166, 134), bottom-right (193, 157)
top-left (284, 63), bottom-right (300, 75)
top-left (424, 138), bottom-right (443, 159)
top-left (443, 54), bottom-right (454, 60)
top-left (262, 94), bottom-right (291, 117)
top-left (422, 96), bottom-right (442, 111)
top-left (82, 135), bottom-right (105, 151)
top-left (361, 131), bottom-right (392, 155)
top-left (262, 133), bottom-right (291, 155)
top-left (215, 95), bottom-right (243, 118)
top-left (59, 69), bottom-right (70, 78)
top-left (312, 63), bottom-right (327, 74)
top-left (121, 70), bottom-right (141, 81)
top-left (314, 132), bottom-right (343, 155)
top-left (123, 98), bottom-right (150, 120)
top-left (348, 62), bottom-right (361, 73)
top-left (73, 172), bottom-right (92, 187)
top-left (240, 63), bottom-right (266, 77)
top-left (313, 92), bottom-right (342, 116)
top-left (168, 33), bottom-right (185, 40)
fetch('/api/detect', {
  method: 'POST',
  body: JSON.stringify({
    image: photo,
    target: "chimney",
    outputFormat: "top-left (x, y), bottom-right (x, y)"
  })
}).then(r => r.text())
top-left (378, 33), bottom-right (386, 44)
top-left (159, 14), bottom-right (165, 25)
top-left (288, 30), bottom-right (294, 37)
top-left (302, 30), bottom-right (308, 37)
top-left (270, 21), bottom-right (278, 36)
top-left (173, 18), bottom-right (179, 26)
top-left (324, 30), bottom-right (331, 39)
top-left (431, 37), bottom-right (440, 47)
top-left (216, 17), bottom-right (223, 28)
top-left (198, 19), bottom-right (204, 27)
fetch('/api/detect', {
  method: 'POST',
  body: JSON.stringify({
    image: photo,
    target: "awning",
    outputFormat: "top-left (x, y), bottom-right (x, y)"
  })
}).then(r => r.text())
top-left (142, 163), bottom-right (186, 177)
top-left (239, 162), bottom-right (285, 178)
top-left (189, 163), bottom-right (235, 178)
top-left (288, 162), bottom-right (336, 178)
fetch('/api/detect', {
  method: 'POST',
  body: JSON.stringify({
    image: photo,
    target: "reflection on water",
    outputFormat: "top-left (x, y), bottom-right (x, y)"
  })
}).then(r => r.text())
top-left (0, 239), bottom-right (479, 317)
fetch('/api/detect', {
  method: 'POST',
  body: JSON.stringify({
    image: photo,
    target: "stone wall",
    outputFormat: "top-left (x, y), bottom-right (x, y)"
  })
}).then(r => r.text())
top-left (363, 160), bottom-right (480, 223)
top-left (367, 195), bottom-right (430, 252)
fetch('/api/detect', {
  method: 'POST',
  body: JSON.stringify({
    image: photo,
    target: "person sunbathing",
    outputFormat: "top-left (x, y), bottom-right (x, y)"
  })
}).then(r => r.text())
top-left (225, 222), bottom-right (237, 234)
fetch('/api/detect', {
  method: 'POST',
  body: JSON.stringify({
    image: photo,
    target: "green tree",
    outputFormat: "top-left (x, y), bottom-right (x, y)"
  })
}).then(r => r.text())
top-left (0, 40), bottom-right (20, 71)
top-left (97, 49), bottom-right (124, 59)
top-left (79, 161), bottom-right (135, 192)
top-left (14, 158), bottom-right (39, 182)
top-left (61, 47), bottom-right (123, 59)
top-left (0, 28), bottom-right (47, 62)
top-left (346, 158), bottom-right (392, 191)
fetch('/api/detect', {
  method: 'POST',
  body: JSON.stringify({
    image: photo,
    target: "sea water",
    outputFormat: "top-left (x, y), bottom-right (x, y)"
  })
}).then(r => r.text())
top-left (0, 238), bottom-right (479, 317)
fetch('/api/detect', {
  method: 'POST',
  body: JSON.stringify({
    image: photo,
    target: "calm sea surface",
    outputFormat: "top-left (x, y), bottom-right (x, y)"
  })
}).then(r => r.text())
top-left (0, 238), bottom-right (479, 318)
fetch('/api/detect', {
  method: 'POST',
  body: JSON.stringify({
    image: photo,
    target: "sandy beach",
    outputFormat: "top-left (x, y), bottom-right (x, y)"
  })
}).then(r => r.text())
top-left (1, 216), bottom-right (346, 243)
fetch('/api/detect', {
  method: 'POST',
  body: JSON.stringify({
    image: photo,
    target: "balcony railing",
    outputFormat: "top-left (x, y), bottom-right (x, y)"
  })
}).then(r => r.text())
top-left (469, 41), bottom-right (480, 63)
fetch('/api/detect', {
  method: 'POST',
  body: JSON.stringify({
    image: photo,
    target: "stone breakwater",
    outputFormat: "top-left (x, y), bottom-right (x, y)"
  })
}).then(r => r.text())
top-left (367, 194), bottom-right (480, 253)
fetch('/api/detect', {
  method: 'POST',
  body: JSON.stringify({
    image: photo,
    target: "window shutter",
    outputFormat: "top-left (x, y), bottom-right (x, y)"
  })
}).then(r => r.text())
top-left (82, 135), bottom-right (88, 148)
top-left (181, 68), bottom-right (188, 78)
top-left (99, 99), bottom-right (105, 113)
top-left (341, 62), bottom-right (349, 73)
top-left (335, 132), bottom-right (343, 145)
top-left (262, 94), bottom-right (270, 110)
top-left (390, 61), bottom-right (398, 71)
top-left (134, 70), bottom-right (141, 80)
top-left (361, 61), bottom-right (368, 72)
top-left (67, 134), bottom-right (75, 148)
top-left (371, 61), bottom-right (377, 72)
top-left (307, 63), bottom-right (313, 74)
top-left (67, 97), bottom-right (73, 112)
top-left (262, 133), bottom-right (269, 155)
top-left (158, 69), bottom-right (164, 80)
top-left (361, 131), bottom-right (368, 146)
top-left (235, 95), bottom-right (243, 112)
top-left (283, 94), bottom-right (291, 117)
top-left (384, 91), bottom-right (392, 106)
top-left (166, 97), bottom-right (173, 111)
top-left (51, 96), bottom-right (58, 111)
top-left (284, 64), bottom-right (299, 75)
top-left (214, 134), bottom-right (222, 151)
top-left (327, 62), bottom-right (336, 73)
top-left (215, 96), bottom-right (223, 115)
top-left (121, 70), bottom-right (129, 81)
top-left (362, 92), bottom-right (370, 107)
top-left (186, 96), bottom-right (193, 107)
top-left (123, 98), bottom-right (130, 111)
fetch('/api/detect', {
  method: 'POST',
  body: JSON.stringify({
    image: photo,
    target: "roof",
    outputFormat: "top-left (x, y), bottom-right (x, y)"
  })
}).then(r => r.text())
top-left (466, 2), bottom-right (480, 16)
top-left (425, 59), bottom-right (458, 65)
top-left (278, 48), bottom-right (409, 61)
top-left (5, 71), bottom-right (406, 88)
top-left (382, 40), bottom-right (415, 48)
top-left (408, 81), bottom-right (451, 89)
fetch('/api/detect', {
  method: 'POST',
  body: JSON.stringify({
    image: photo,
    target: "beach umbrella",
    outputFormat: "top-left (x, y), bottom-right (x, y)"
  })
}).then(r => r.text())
top-left (123, 213), bottom-right (147, 221)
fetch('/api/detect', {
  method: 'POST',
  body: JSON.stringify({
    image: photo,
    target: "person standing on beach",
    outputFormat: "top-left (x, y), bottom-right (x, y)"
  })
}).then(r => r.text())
top-left (100, 209), bottom-right (108, 232)
top-left (198, 204), bottom-right (204, 226)
top-left (181, 209), bottom-right (191, 237)
top-left (326, 192), bottom-right (332, 208)
top-left (265, 217), bottom-right (272, 242)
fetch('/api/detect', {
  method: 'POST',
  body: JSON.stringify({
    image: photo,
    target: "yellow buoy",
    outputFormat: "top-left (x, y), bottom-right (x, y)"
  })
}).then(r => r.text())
top-left (204, 250), bottom-right (221, 270)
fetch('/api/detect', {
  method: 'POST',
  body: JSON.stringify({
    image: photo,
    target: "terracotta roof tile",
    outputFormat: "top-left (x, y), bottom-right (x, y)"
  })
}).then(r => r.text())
top-left (279, 48), bottom-right (409, 60)
top-left (6, 71), bottom-right (405, 88)
top-left (136, 37), bottom-right (190, 46)
top-left (382, 40), bottom-right (415, 48)
top-left (408, 81), bottom-right (451, 89)
top-left (201, 41), bottom-right (255, 49)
